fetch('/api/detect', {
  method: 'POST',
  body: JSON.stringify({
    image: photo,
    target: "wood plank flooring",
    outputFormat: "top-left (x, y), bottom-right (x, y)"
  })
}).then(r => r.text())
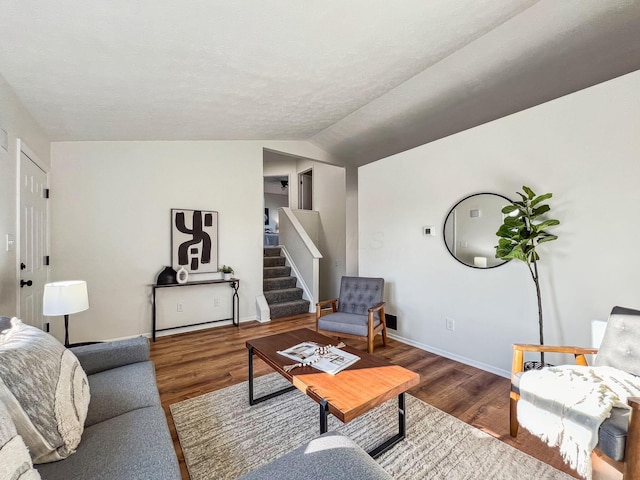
top-left (150, 314), bottom-right (578, 479)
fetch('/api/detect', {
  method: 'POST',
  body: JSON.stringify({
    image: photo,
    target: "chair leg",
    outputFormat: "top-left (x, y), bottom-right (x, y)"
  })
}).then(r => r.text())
top-left (368, 313), bottom-right (375, 354)
top-left (380, 307), bottom-right (387, 347)
top-left (624, 397), bottom-right (640, 480)
top-left (510, 392), bottom-right (519, 437)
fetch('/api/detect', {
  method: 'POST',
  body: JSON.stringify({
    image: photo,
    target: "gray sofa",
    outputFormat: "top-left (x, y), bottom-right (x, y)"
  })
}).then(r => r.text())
top-left (0, 315), bottom-right (180, 480)
top-left (36, 337), bottom-right (181, 480)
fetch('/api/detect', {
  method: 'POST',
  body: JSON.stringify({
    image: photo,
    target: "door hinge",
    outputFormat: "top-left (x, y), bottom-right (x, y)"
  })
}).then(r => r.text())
top-left (44, 255), bottom-right (50, 266)
top-left (43, 188), bottom-right (50, 199)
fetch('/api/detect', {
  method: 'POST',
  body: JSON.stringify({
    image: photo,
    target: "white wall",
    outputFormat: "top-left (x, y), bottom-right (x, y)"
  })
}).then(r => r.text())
top-left (0, 73), bottom-right (50, 316)
top-left (313, 162), bottom-right (346, 299)
top-left (359, 69), bottom-right (640, 376)
top-left (49, 140), bottom-right (323, 342)
top-left (345, 166), bottom-right (359, 276)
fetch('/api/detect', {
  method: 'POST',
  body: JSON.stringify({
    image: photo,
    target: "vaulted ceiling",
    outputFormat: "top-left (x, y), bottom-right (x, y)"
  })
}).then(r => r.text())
top-left (1, 1), bottom-right (639, 166)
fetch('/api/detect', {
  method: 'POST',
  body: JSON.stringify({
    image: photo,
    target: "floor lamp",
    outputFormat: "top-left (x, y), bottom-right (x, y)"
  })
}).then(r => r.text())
top-left (43, 280), bottom-right (89, 347)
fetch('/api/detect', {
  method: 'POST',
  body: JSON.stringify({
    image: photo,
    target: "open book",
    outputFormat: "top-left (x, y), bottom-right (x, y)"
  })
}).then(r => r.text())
top-left (277, 341), bottom-right (360, 375)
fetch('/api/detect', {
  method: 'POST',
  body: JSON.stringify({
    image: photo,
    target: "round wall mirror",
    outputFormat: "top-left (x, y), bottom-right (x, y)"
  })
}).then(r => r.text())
top-left (443, 193), bottom-right (512, 269)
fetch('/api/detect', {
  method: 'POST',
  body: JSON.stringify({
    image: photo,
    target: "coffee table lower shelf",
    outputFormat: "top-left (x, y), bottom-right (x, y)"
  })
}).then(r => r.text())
top-left (247, 344), bottom-right (407, 459)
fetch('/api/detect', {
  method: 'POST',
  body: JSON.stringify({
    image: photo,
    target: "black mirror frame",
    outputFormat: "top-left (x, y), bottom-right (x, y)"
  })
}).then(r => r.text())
top-left (443, 192), bottom-right (513, 269)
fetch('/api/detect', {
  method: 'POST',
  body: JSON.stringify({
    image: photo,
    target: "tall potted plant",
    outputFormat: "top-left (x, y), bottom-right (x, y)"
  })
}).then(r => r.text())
top-left (495, 186), bottom-right (559, 366)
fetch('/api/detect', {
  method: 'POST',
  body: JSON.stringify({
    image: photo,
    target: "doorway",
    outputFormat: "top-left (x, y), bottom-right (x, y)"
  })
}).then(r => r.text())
top-left (263, 175), bottom-right (289, 246)
top-left (18, 147), bottom-right (49, 328)
top-left (298, 169), bottom-right (313, 210)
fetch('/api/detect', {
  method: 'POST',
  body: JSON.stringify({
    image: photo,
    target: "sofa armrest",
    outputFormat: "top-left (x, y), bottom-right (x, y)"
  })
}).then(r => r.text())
top-left (70, 337), bottom-right (150, 375)
top-left (238, 432), bottom-right (392, 480)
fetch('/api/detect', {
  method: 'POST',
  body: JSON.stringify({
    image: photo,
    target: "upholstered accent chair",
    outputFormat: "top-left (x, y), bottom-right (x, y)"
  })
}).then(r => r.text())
top-left (510, 306), bottom-right (640, 479)
top-left (316, 276), bottom-right (387, 354)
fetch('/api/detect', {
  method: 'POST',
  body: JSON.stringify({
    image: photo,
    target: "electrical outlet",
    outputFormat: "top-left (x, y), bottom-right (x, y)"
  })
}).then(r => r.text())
top-left (446, 318), bottom-right (455, 332)
top-left (176, 302), bottom-right (183, 312)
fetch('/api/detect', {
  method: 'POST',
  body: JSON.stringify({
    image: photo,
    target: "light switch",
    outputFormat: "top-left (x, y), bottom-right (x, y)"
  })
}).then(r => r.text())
top-left (6, 234), bottom-right (15, 251)
top-left (423, 226), bottom-right (436, 236)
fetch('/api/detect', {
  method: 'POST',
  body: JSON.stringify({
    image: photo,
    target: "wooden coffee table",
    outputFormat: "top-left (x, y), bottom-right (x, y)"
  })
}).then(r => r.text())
top-left (246, 328), bottom-right (420, 458)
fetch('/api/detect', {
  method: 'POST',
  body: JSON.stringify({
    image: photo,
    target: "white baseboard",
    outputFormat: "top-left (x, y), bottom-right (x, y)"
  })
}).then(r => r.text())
top-left (99, 316), bottom-right (258, 343)
top-left (387, 332), bottom-right (511, 379)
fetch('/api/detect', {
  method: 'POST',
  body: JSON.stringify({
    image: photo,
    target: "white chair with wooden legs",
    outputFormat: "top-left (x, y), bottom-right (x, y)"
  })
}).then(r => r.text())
top-left (510, 306), bottom-right (640, 480)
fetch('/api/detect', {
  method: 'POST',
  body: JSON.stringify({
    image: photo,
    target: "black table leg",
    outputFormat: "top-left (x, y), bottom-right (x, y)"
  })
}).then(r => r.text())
top-left (231, 281), bottom-right (240, 326)
top-left (315, 393), bottom-right (406, 458)
top-left (247, 346), bottom-right (295, 405)
top-left (151, 287), bottom-right (157, 342)
top-left (319, 400), bottom-right (329, 434)
top-left (367, 393), bottom-right (406, 459)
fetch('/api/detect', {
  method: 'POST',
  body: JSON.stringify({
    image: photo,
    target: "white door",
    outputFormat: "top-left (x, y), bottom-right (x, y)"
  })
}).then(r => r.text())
top-left (19, 151), bottom-right (49, 329)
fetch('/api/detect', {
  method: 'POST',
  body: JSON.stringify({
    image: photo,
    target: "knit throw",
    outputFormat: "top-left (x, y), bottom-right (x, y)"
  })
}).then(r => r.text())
top-left (518, 365), bottom-right (640, 479)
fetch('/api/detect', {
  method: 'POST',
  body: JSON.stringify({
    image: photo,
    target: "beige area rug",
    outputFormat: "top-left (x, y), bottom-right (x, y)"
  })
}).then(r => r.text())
top-left (170, 373), bottom-right (574, 479)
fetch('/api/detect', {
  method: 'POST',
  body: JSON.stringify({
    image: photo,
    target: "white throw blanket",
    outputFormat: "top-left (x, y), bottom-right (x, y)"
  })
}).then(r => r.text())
top-left (518, 365), bottom-right (640, 480)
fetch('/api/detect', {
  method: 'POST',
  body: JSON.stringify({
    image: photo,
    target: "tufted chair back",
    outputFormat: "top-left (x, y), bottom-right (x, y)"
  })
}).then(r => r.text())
top-left (594, 306), bottom-right (640, 377)
top-left (337, 276), bottom-right (384, 317)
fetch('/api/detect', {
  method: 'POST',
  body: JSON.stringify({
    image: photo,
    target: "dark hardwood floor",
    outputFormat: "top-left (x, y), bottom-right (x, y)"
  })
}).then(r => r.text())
top-left (150, 314), bottom-right (577, 479)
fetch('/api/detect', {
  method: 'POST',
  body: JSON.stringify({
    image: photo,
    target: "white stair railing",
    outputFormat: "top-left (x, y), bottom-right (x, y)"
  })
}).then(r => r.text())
top-left (278, 207), bottom-right (322, 310)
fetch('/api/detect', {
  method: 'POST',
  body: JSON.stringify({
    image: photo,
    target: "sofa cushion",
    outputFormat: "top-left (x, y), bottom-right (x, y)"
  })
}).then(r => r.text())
top-left (84, 361), bottom-right (160, 427)
top-left (238, 432), bottom-right (392, 480)
top-left (0, 399), bottom-right (41, 480)
top-left (0, 318), bottom-right (90, 464)
top-left (35, 406), bottom-right (181, 480)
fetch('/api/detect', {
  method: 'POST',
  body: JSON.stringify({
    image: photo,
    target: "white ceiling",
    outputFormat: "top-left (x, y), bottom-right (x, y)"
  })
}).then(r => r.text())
top-left (0, 0), bottom-right (639, 166)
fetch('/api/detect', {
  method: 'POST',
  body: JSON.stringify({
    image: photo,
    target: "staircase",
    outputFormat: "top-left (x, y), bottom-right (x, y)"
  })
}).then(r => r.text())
top-left (263, 247), bottom-right (310, 319)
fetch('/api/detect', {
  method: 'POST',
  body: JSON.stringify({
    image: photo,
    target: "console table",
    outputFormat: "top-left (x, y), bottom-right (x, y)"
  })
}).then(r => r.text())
top-left (151, 279), bottom-right (239, 341)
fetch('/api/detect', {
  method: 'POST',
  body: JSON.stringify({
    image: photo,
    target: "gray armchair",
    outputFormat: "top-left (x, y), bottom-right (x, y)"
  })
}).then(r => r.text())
top-left (510, 306), bottom-right (640, 479)
top-left (315, 276), bottom-right (387, 354)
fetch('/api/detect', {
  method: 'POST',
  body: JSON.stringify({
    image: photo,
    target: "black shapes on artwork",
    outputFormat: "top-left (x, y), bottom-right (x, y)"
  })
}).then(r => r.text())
top-left (175, 210), bottom-right (212, 269)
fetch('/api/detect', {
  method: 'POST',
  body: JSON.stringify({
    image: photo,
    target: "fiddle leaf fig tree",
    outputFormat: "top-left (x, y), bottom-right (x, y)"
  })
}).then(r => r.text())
top-left (496, 186), bottom-right (559, 364)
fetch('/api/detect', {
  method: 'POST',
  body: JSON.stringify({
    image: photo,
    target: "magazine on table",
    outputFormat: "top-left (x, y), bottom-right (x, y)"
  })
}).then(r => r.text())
top-left (277, 341), bottom-right (360, 375)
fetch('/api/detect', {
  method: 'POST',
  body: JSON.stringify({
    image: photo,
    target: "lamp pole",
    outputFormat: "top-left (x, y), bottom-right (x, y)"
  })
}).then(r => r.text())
top-left (64, 314), bottom-right (70, 347)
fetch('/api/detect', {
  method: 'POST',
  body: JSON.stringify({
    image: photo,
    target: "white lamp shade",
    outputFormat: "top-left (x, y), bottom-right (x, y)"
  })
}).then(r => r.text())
top-left (43, 281), bottom-right (89, 316)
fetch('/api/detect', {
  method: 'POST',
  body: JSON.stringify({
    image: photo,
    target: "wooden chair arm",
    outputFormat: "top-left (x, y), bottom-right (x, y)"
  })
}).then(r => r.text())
top-left (511, 344), bottom-right (598, 374)
top-left (512, 344), bottom-right (599, 355)
top-left (629, 397), bottom-right (640, 409)
top-left (316, 298), bottom-right (338, 309)
top-left (368, 302), bottom-right (386, 313)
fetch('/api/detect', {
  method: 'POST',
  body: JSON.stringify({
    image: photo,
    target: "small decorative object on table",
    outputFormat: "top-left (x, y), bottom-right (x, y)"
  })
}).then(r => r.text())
top-left (278, 341), bottom-right (360, 375)
top-left (220, 265), bottom-right (234, 280)
top-left (156, 266), bottom-right (177, 285)
top-left (176, 266), bottom-right (189, 284)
